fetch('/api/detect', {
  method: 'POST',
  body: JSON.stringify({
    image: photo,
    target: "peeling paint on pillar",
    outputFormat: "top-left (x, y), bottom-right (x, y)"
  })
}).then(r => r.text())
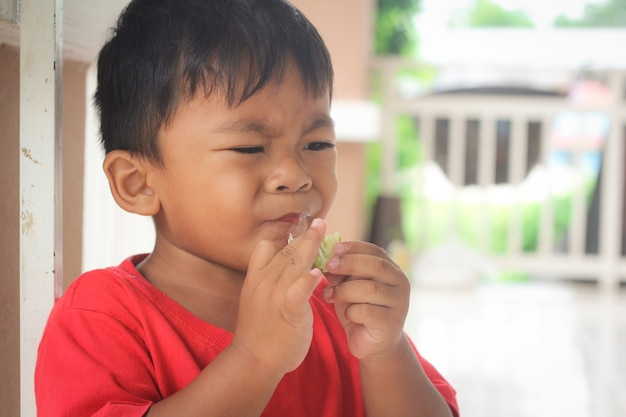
top-left (20, 210), bottom-right (34, 235)
top-left (21, 147), bottom-right (42, 165)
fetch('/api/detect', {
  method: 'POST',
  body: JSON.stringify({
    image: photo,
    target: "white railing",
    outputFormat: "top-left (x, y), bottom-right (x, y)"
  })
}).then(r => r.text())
top-left (374, 58), bottom-right (626, 291)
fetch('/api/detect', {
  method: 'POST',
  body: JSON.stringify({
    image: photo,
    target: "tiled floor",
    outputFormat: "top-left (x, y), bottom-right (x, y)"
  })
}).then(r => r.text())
top-left (404, 281), bottom-right (626, 417)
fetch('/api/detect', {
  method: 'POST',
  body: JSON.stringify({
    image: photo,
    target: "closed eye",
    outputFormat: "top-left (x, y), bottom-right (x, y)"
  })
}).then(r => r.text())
top-left (304, 142), bottom-right (335, 151)
top-left (230, 146), bottom-right (265, 154)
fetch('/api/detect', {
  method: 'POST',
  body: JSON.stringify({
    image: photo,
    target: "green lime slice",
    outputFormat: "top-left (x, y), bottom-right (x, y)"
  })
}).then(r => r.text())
top-left (313, 232), bottom-right (341, 272)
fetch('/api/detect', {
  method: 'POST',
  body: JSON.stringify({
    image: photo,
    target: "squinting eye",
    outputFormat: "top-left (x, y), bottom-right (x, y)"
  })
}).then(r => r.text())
top-left (231, 146), bottom-right (265, 154)
top-left (305, 142), bottom-right (335, 151)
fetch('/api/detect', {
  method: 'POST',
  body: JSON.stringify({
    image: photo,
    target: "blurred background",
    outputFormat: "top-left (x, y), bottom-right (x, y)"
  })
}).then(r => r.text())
top-left (2, 0), bottom-right (625, 416)
top-left (369, 2), bottom-right (626, 416)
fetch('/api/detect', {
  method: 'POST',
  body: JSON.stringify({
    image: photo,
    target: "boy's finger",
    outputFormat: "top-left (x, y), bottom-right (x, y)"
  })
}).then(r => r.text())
top-left (275, 218), bottom-right (326, 277)
top-left (284, 268), bottom-right (325, 318)
top-left (329, 278), bottom-right (392, 303)
top-left (326, 256), bottom-right (397, 286)
top-left (323, 272), bottom-right (346, 286)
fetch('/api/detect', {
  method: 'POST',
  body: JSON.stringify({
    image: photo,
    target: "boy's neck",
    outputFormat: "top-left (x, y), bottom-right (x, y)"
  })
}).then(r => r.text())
top-left (137, 252), bottom-right (244, 332)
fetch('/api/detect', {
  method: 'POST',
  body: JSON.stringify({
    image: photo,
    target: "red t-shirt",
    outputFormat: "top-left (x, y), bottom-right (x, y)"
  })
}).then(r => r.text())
top-left (36, 255), bottom-right (458, 416)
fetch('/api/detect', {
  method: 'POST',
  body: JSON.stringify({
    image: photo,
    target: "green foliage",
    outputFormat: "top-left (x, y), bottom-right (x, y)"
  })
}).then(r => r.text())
top-left (375, 0), bottom-right (421, 55)
top-left (554, 0), bottom-right (626, 27)
top-left (395, 114), bottom-right (421, 169)
top-left (467, 0), bottom-right (534, 28)
top-left (365, 140), bottom-right (383, 212)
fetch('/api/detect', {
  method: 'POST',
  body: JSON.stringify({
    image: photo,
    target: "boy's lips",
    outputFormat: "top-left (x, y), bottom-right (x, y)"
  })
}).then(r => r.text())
top-left (276, 213), bottom-right (306, 224)
top-left (274, 212), bottom-right (311, 237)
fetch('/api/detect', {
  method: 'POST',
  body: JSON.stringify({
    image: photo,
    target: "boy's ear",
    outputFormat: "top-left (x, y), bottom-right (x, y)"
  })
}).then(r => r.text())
top-left (103, 150), bottom-right (160, 216)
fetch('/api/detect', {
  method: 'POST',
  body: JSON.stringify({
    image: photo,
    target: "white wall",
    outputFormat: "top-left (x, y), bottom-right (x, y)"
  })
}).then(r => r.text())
top-left (82, 65), bottom-right (155, 272)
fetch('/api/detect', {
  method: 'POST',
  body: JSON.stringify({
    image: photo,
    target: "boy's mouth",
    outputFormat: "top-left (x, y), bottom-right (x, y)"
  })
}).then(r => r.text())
top-left (276, 212), bottom-right (311, 238)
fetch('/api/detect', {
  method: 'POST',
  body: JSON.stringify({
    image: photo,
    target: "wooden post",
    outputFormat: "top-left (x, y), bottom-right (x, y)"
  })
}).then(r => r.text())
top-left (19, 0), bottom-right (63, 415)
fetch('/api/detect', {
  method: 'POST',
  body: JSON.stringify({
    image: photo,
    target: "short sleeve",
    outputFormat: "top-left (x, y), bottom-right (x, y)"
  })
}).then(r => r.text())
top-left (35, 307), bottom-right (157, 417)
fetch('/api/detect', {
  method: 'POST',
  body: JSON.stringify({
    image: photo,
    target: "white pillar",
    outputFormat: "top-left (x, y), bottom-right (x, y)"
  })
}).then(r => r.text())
top-left (599, 71), bottom-right (625, 291)
top-left (19, 0), bottom-right (63, 415)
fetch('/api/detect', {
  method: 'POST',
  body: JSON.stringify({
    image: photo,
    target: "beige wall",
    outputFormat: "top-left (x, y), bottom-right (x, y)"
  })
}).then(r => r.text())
top-left (62, 61), bottom-right (88, 288)
top-left (0, 43), bottom-right (21, 417)
top-left (0, 43), bottom-right (88, 417)
top-left (292, 0), bottom-right (375, 100)
top-left (292, 0), bottom-right (376, 241)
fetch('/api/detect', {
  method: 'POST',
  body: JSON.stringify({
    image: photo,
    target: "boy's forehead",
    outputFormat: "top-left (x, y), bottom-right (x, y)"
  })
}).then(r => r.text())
top-left (187, 62), bottom-right (330, 108)
top-left (169, 69), bottom-right (333, 134)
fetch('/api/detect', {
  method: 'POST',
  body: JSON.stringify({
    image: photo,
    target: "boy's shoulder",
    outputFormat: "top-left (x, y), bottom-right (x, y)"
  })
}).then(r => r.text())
top-left (55, 255), bottom-right (152, 317)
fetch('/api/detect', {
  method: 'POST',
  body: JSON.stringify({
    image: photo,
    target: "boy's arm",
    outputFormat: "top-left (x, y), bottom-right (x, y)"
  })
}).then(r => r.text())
top-left (359, 338), bottom-right (456, 417)
top-left (146, 343), bottom-right (284, 416)
top-left (324, 241), bottom-right (457, 417)
top-left (148, 220), bottom-right (328, 417)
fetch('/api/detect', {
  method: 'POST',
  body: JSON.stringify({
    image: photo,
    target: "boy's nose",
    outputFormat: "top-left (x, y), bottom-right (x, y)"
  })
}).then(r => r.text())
top-left (266, 155), bottom-right (312, 193)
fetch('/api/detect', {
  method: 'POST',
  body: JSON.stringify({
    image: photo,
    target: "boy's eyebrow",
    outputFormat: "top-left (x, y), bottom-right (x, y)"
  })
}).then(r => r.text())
top-left (213, 120), bottom-right (275, 136)
top-left (304, 115), bottom-right (335, 135)
top-left (213, 114), bottom-right (335, 136)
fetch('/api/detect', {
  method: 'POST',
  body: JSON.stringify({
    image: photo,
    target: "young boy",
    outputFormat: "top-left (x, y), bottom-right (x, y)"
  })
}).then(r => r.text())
top-left (35, 0), bottom-right (458, 416)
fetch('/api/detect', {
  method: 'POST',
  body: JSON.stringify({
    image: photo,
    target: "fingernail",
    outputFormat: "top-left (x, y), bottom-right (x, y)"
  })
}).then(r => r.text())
top-left (311, 218), bottom-right (325, 230)
top-left (310, 268), bottom-right (324, 279)
top-left (326, 257), bottom-right (340, 270)
top-left (332, 243), bottom-right (347, 255)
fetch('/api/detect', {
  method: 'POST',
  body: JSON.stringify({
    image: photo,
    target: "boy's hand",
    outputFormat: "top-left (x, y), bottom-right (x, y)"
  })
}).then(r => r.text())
top-left (322, 241), bottom-right (411, 361)
top-left (231, 219), bottom-right (326, 377)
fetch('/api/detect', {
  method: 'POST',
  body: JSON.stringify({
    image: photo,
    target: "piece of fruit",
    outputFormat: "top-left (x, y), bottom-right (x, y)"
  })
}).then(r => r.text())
top-left (313, 232), bottom-right (341, 272)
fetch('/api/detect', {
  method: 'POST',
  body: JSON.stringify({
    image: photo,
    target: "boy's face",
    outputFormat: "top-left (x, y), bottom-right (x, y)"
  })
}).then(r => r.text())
top-left (150, 65), bottom-right (337, 272)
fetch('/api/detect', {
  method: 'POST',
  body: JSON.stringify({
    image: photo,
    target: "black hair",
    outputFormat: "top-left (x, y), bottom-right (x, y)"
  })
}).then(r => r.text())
top-left (94, 0), bottom-right (334, 164)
